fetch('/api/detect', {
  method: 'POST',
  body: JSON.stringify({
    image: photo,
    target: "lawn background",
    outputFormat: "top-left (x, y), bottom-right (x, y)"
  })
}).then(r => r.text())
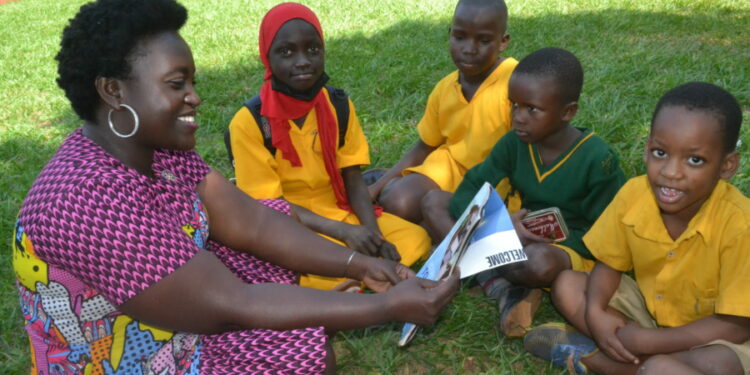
top-left (1, 0), bottom-right (748, 373)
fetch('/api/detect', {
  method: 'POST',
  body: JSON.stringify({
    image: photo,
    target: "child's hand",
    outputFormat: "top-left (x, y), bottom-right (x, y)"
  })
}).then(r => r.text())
top-left (377, 240), bottom-right (401, 262)
top-left (357, 257), bottom-right (415, 293)
top-left (384, 273), bottom-right (459, 326)
top-left (510, 209), bottom-right (554, 245)
top-left (586, 306), bottom-right (639, 364)
top-left (339, 224), bottom-right (400, 261)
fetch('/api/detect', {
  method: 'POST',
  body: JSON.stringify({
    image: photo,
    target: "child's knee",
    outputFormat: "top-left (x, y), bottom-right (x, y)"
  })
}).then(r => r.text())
top-left (380, 179), bottom-right (428, 219)
top-left (523, 244), bottom-right (570, 286)
top-left (379, 180), bottom-right (413, 212)
top-left (550, 270), bottom-right (585, 307)
top-left (421, 190), bottom-right (451, 217)
top-left (637, 355), bottom-right (676, 375)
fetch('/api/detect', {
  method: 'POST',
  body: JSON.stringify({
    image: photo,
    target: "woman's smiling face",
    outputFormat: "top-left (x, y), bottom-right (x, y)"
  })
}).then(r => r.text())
top-left (116, 31), bottom-right (201, 151)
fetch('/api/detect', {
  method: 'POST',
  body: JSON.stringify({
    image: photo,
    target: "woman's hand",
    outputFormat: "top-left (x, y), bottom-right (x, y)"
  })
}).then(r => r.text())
top-left (384, 273), bottom-right (460, 325)
top-left (585, 305), bottom-right (638, 364)
top-left (510, 208), bottom-right (554, 245)
top-left (338, 223), bottom-right (400, 261)
top-left (348, 254), bottom-right (414, 292)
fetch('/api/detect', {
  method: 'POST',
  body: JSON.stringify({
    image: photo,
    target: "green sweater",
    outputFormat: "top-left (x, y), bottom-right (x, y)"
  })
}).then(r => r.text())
top-left (449, 128), bottom-right (625, 259)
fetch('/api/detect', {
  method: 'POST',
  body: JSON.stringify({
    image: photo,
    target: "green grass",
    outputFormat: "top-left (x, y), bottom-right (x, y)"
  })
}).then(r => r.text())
top-left (1, 0), bottom-right (749, 374)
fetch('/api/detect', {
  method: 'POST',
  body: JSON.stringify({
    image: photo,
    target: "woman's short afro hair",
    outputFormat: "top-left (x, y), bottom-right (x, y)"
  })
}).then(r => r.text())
top-left (56, 0), bottom-right (187, 122)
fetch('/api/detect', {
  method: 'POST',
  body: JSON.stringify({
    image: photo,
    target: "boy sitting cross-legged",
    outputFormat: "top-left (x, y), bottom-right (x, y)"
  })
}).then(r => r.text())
top-left (422, 47), bottom-right (626, 337)
top-left (526, 82), bottom-right (750, 375)
top-left (368, 0), bottom-right (519, 224)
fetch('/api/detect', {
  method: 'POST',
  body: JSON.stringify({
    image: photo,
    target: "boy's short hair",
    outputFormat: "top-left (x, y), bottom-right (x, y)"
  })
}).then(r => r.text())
top-left (513, 47), bottom-right (583, 104)
top-left (652, 82), bottom-right (742, 153)
top-left (455, 0), bottom-right (508, 32)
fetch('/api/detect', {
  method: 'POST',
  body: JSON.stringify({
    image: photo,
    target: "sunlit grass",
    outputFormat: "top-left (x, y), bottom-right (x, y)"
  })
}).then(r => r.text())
top-left (1, 0), bottom-right (748, 373)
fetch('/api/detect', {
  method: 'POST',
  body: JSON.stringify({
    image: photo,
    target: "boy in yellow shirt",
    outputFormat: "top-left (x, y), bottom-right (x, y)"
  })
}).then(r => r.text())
top-left (525, 82), bottom-right (750, 375)
top-left (368, 0), bottom-right (518, 223)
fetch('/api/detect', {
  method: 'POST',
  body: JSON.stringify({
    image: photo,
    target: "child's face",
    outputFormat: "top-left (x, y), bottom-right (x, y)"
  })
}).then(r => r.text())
top-left (508, 73), bottom-right (576, 144)
top-left (267, 19), bottom-right (324, 92)
top-left (645, 106), bottom-right (738, 221)
top-left (449, 3), bottom-right (509, 80)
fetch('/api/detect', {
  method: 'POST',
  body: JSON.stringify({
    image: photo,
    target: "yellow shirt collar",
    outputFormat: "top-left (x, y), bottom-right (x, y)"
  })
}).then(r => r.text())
top-left (622, 176), bottom-right (728, 246)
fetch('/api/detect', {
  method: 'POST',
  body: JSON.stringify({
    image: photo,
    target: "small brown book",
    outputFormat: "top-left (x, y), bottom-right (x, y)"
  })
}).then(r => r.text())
top-left (521, 207), bottom-right (569, 242)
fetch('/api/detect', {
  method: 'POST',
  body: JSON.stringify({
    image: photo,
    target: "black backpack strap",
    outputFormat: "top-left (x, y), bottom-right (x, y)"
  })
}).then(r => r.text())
top-left (243, 95), bottom-right (276, 155)
top-left (226, 88), bottom-right (350, 165)
top-left (223, 126), bottom-right (234, 166)
top-left (225, 95), bottom-right (273, 166)
top-left (325, 85), bottom-right (350, 148)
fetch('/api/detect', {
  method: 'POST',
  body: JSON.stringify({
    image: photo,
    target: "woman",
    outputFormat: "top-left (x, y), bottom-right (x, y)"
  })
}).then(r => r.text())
top-left (12, 0), bottom-right (458, 373)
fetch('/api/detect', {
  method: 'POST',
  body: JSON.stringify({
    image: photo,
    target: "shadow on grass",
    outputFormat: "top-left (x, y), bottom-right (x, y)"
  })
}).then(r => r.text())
top-left (194, 7), bottom-right (749, 179)
top-left (1, 5), bottom-right (748, 375)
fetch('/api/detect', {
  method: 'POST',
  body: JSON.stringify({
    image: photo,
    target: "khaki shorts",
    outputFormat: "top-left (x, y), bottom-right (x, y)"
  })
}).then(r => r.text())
top-left (610, 275), bottom-right (750, 373)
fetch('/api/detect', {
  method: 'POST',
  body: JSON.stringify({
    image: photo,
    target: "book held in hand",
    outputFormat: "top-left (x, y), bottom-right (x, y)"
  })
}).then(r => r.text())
top-left (398, 182), bottom-right (527, 346)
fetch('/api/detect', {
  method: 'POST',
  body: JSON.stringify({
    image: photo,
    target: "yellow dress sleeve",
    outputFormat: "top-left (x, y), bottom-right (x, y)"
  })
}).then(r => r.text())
top-left (336, 99), bottom-right (370, 169)
top-left (228, 106), bottom-right (284, 199)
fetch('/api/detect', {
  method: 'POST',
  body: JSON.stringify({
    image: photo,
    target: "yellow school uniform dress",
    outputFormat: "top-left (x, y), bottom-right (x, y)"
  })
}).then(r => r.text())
top-left (585, 176), bottom-right (750, 327)
top-left (230, 90), bottom-right (430, 290)
top-left (405, 57), bottom-right (518, 197)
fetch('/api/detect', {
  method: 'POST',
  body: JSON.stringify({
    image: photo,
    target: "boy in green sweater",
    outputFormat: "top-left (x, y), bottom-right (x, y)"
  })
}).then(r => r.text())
top-left (422, 47), bottom-right (625, 337)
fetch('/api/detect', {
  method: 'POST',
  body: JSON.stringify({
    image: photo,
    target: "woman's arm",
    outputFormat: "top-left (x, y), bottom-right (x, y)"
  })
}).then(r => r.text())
top-left (120, 249), bottom-right (460, 333)
top-left (199, 169), bottom-right (401, 284)
top-left (342, 166), bottom-right (400, 260)
top-left (288, 202), bottom-right (357, 243)
top-left (368, 140), bottom-right (436, 200)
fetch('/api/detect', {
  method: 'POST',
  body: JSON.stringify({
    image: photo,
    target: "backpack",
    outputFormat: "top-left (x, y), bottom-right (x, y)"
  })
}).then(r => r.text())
top-left (225, 86), bottom-right (350, 166)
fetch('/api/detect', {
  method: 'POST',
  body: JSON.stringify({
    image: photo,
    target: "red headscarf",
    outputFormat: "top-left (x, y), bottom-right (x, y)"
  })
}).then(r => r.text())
top-left (258, 2), bottom-right (354, 212)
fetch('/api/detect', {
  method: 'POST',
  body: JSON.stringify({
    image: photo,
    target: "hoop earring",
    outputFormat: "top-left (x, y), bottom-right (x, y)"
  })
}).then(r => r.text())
top-left (108, 104), bottom-right (139, 138)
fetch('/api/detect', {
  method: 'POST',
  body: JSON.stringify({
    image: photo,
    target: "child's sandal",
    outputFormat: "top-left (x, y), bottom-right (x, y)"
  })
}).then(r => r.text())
top-left (523, 322), bottom-right (598, 375)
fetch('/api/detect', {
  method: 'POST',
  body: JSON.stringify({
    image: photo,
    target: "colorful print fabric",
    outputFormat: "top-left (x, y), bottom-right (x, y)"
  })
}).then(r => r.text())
top-left (13, 129), bottom-right (327, 374)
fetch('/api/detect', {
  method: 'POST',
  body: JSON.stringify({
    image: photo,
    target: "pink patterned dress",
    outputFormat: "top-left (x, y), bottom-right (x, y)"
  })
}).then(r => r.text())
top-left (12, 129), bottom-right (327, 374)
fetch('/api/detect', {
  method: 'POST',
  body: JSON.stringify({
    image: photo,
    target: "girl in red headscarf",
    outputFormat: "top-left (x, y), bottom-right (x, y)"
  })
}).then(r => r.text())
top-left (228, 2), bottom-right (430, 290)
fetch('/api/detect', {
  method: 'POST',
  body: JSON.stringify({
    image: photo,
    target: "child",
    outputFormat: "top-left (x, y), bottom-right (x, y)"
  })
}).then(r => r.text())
top-left (368, 0), bottom-right (518, 224)
top-left (422, 47), bottom-right (626, 337)
top-left (228, 3), bottom-right (430, 290)
top-left (525, 82), bottom-right (750, 375)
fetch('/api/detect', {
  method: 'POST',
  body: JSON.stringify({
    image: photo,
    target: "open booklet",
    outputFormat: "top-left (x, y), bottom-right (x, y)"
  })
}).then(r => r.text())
top-left (398, 182), bottom-right (527, 346)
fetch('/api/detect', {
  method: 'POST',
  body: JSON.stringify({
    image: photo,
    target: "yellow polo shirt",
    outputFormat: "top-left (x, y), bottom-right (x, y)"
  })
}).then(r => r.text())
top-left (404, 58), bottom-right (518, 192)
top-left (585, 175), bottom-right (750, 327)
top-left (230, 89), bottom-right (369, 222)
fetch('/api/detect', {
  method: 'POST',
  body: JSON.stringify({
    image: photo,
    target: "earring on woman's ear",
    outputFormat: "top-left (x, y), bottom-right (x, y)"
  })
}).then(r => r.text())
top-left (108, 104), bottom-right (140, 138)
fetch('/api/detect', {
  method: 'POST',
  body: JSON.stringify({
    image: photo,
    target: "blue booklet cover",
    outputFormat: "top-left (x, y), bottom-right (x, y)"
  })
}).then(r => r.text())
top-left (398, 182), bottom-right (526, 346)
